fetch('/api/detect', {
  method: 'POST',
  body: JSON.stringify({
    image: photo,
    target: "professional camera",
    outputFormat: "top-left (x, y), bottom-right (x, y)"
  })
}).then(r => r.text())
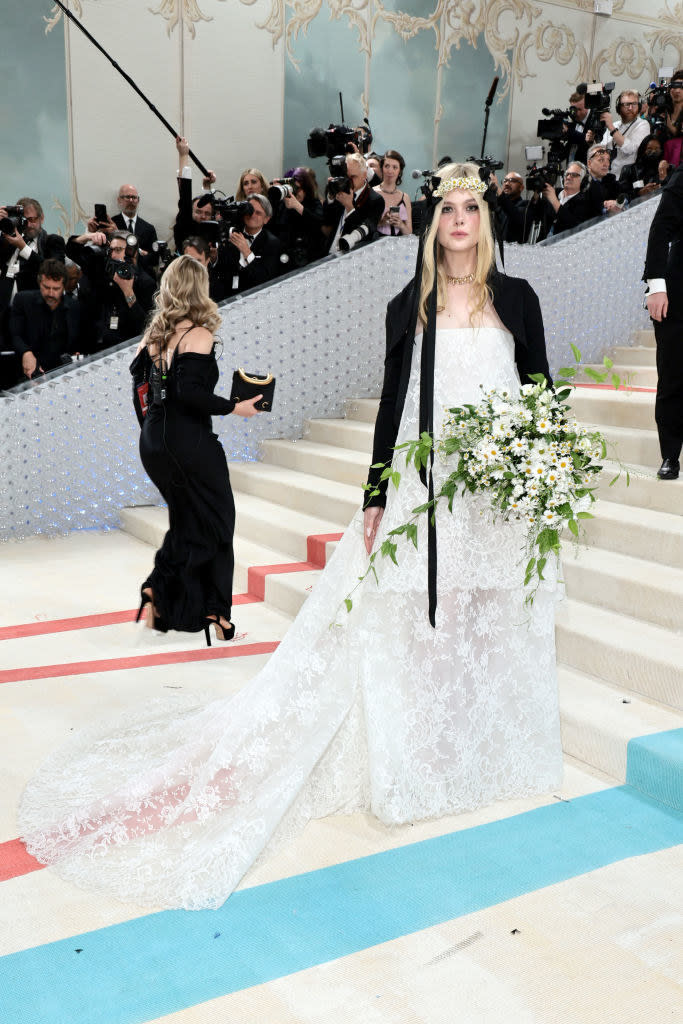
top-left (105, 232), bottom-right (137, 281)
top-left (325, 154), bottom-right (353, 200)
top-left (645, 78), bottom-right (678, 133)
top-left (338, 222), bottom-right (373, 253)
top-left (307, 119), bottom-right (373, 162)
top-left (151, 239), bottom-right (174, 271)
top-left (577, 81), bottom-right (615, 134)
top-left (268, 178), bottom-right (297, 207)
top-left (525, 149), bottom-right (564, 193)
top-left (0, 204), bottom-right (27, 236)
top-left (537, 108), bottom-right (572, 142)
top-left (215, 198), bottom-right (254, 230)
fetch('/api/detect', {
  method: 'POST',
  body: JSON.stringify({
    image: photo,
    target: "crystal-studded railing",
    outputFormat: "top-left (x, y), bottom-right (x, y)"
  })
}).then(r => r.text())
top-left (0, 197), bottom-right (657, 540)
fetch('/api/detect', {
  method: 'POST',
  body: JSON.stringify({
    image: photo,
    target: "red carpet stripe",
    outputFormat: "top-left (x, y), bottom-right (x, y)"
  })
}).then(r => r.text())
top-left (0, 640), bottom-right (279, 685)
top-left (0, 839), bottom-right (44, 882)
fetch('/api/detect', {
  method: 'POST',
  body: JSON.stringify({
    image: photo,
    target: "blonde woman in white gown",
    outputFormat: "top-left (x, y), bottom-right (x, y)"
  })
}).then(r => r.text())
top-left (19, 164), bottom-right (562, 911)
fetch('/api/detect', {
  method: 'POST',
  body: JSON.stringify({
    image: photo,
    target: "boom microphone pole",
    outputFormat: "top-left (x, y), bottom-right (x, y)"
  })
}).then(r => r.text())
top-left (51, 0), bottom-right (209, 176)
top-left (480, 75), bottom-right (499, 159)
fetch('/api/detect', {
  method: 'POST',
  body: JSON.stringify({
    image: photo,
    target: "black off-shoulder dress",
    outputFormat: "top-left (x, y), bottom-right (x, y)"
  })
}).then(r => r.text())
top-left (130, 335), bottom-right (237, 634)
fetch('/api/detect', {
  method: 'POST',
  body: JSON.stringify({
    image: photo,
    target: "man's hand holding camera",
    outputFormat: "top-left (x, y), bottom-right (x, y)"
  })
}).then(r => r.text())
top-left (21, 351), bottom-right (41, 379)
top-left (228, 230), bottom-right (252, 259)
top-left (0, 209), bottom-right (27, 250)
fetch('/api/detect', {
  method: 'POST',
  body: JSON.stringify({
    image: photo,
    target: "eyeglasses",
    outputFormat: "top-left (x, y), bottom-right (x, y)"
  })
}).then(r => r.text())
top-left (620, 101), bottom-right (639, 107)
top-left (502, 177), bottom-right (520, 184)
top-left (119, 194), bottom-right (139, 201)
top-left (589, 151), bottom-right (609, 159)
top-left (565, 172), bottom-right (581, 178)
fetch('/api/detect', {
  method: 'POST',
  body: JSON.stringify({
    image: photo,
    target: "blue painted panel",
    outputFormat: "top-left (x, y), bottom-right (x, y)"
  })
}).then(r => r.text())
top-left (0, 6), bottom-right (71, 234)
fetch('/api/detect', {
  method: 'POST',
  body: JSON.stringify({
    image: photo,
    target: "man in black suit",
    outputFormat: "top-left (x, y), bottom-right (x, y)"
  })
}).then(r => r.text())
top-left (10, 258), bottom-right (79, 378)
top-left (112, 184), bottom-right (158, 257)
top-left (645, 165), bottom-right (683, 479)
top-left (585, 144), bottom-right (620, 209)
top-left (0, 197), bottom-right (65, 343)
top-left (66, 229), bottom-right (155, 351)
top-left (222, 194), bottom-right (284, 295)
top-left (324, 153), bottom-right (384, 254)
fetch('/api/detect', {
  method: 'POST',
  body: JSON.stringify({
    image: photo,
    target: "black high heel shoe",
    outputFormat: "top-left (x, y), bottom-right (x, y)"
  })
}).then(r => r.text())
top-left (135, 589), bottom-right (153, 623)
top-left (136, 588), bottom-right (168, 632)
top-left (204, 617), bottom-right (236, 646)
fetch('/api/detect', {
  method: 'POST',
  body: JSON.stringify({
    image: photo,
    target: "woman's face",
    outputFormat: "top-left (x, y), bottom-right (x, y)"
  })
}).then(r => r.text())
top-left (437, 190), bottom-right (480, 254)
top-left (367, 157), bottom-right (381, 178)
top-left (382, 158), bottom-right (401, 183)
top-left (669, 81), bottom-right (683, 105)
top-left (645, 140), bottom-right (662, 159)
top-left (241, 173), bottom-right (262, 196)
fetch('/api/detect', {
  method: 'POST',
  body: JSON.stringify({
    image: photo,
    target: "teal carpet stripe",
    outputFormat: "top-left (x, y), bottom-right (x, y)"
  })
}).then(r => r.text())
top-left (0, 783), bottom-right (681, 1024)
top-left (626, 727), bottom-right (683, 811)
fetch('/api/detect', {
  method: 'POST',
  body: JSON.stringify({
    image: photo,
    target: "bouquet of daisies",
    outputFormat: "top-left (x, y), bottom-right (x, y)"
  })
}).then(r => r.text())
top-left (346, 352), bottom-right (623, 613)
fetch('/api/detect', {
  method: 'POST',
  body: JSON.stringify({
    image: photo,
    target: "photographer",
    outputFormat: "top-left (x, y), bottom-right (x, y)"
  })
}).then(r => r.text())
top-left (173, 136), bottom-right (218, 252)
top-left (222, 194), bottom-right (284, 296)
top-left (323, 152), bottom-right (384, 254)
top-left (10, 259), bottom-right (79, 378)
top-left (0, 197), bottom-right (65, 341)
top-left (541, 161), bottom-right (603, 234)
top-left (585, 143), bottom-right (621, 210)
top-left (181, 235), bottom-right (226, 302)
top-left (268, 167), bottom-right (325, 268)
top-left (490, 171), bottom-right (530, 243)
top-left (662, 72), bottom-right (683, 166)
top-left (599, 90), bottom-right (650, 180)
top-left (564, 91), bottom-right (595, 165)
top-left (619, 135), bottom-right (671, 199)
top-left (66, 229), bottom-right (155, 350)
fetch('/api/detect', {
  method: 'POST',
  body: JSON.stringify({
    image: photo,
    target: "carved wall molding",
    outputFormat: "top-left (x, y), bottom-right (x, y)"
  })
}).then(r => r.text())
top-left (518, 21), bottom-right (589, 90)
top-left (591, 38), bottom-right (654, 83)
top-left (149, 0), bottom-right (227, 38)
top-left (645, 3), bottom-right (683, 73)
top-left (45, 1), bottom-right (86, 34)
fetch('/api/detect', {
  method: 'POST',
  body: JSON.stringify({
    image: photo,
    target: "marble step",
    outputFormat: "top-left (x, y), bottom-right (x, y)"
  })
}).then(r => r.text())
top-left (344, 396), bottom-right (380, 424)
top-left (555, 597), bottom-right (683, 710)
top-left (304, 416), bottom-right (374, 454)
top-left (260, 438), bottom-right (368, 488)
top-left (589, 422), bottom-right (660, 466)
top-left (233, 491), bottom-right (341, 563)
top-left (561, 542), bottom-right (683, 631)
top-left (578, 365), bottom-right (656, 388)
top-left (228, 461), bottom-right (359, 525)
top-left (557, 665), bottom-right (682, 785)
top-left (568, 389), bottom-right (654, 431)
top-left (631, 328), bottom-right (655, 348)
top-left (593, 460), bottom-right (683, 515)
top-left (580, 497), bottom-right (683, 567)
top-left (608, 344), bottom-right (656, 366)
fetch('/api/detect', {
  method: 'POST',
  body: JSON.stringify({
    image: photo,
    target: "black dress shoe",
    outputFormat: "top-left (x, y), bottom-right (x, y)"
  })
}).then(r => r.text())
top-left (657, 458), bottom-right (680, 480)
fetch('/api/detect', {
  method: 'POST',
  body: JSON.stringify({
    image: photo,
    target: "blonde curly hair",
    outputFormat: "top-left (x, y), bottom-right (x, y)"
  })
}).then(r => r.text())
top-left (144, 255), bottom-right (221, 356)
top-left (418, 161), bottom-right (495, 327)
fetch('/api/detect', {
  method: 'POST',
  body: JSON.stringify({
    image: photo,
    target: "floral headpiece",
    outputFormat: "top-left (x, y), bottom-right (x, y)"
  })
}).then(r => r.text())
top-left (433, 175), bottom-right (487, 198)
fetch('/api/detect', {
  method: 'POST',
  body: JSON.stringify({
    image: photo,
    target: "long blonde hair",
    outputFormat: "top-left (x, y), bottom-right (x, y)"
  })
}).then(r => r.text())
top-left (418, 161), bottom-right (496, 326)
top-left (235, 168), bottom-right (268, 201)
top-left (144, 255), bottom-right (221, 356)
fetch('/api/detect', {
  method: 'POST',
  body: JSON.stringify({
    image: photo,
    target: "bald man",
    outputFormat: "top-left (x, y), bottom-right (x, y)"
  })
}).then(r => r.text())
top-left (492, 171), bottom-right (531, 243)
top-left (112, 183), bottom-right (158, 256)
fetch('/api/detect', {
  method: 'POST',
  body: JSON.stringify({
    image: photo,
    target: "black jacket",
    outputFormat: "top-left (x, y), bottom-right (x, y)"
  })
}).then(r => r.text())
top-left (112, 214), bottom-right (158, 254)
top-left (644, 165), bottom-right (683, 312)
top-left (325, 184), bottom-right (385, 253)
top-left (365, 271), bottom-right (552, 507)
top-left (10, 290), bottom-right (80, 372)
top-left (222, 228), bottom-right (284, 295)
top-left (0, 230), bottom-right (66, 317)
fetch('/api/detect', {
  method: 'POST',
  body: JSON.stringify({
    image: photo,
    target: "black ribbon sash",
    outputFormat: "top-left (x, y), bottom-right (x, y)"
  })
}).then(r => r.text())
top-left (418, 237), bottom-right (440, 628)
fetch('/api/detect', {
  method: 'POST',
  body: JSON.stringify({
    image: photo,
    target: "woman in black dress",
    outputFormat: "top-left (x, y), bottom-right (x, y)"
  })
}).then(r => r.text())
top-left (130, 255), bottom-right (261, 644)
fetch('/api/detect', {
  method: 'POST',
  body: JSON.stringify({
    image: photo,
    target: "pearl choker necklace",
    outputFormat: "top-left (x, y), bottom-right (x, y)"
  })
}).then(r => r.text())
top-left (446, 272), bottom-right (476, 285)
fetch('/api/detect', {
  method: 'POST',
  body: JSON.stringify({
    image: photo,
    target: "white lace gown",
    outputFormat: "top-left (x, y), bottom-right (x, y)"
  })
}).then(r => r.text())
top-left (19, 327), bottom-right (562, 910)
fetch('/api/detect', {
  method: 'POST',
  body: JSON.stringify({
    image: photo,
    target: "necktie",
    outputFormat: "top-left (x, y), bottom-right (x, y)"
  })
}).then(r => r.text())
top-left (244, 233), bottom-right (254, 243)
top-left (128, 220), bottom-right (134, 233)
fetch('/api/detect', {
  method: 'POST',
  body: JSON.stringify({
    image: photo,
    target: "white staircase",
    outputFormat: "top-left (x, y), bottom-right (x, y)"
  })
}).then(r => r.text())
top-left (120, 328), bottom-right (682, 796)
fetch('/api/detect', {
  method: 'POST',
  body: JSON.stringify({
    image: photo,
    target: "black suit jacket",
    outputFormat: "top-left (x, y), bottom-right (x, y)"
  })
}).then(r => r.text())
top-left (365, 271), bottom-right (552, 506)
top-left (222, 228), bottom-right (283, 295)
top-left (0, 229), bottom-right (66, 313)
top-left (112, 213), bottom-right (158, 253)
top-left (325, 184), bottom-right (385, 253)
top-left (10, 290), bottom-right (80, 371)
top-left (644, 165), bottom-right (683, 313)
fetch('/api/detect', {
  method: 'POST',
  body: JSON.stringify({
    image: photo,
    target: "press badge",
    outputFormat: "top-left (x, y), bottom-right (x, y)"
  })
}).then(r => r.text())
top-left (109, 314), bottom-right (119, 330)
top-left (232, 276), bottom-right (239, 290)
top-left (6, 263), bottom-right (18, 279)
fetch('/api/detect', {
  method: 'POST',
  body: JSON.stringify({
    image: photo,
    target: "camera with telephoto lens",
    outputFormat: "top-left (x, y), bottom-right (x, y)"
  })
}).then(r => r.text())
top-left (0, 204), bottom-right (27, 236)
top-left (267, 177), bottom-right (297, 209)
top-left (338, 222), bottom-right (373, 253)
top-left (152, 239), bottom-right (174, 271)
top-left (325, 154), bottom-right (353, 200)
top-left (466, 156), bottom-right (504, 183)
top-left (577, 81), bottom-right (615, 135)
top-left (105, 232), bottom-right (137, 281)
top-left (195, 196), bottom-right (254, 245)
top-left (525, 147), bottom-right (564, 193)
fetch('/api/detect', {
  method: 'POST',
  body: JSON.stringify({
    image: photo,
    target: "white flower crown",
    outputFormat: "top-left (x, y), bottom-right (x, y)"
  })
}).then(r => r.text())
top-left (433, 175), bottom-right (487, 198)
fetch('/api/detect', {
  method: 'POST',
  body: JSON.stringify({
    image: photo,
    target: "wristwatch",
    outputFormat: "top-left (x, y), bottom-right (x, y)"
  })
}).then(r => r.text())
top-left (125, 293), bottom-right (136, 305)
top-left (609, 128), bottom-right (618, 137)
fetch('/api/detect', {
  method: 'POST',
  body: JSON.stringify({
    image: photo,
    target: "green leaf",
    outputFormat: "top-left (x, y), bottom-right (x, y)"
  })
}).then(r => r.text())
top-left (576, 511), bottom-right (593, 519)
top-left (602, 356), bottom-right (614, 370)
top-left (608, 474), bottom-right (619, 487)
top-left (611, 373), bottom-right (621, 390)
top-left (626, 470), bottom-right (630, 487)
top-left (391, 470), bottom-right (401, 490)
top-left (528, 373), bottom-right (547, 385)
top-left (344, 598), bottom-right (352, 613)
top-left (568, 518), bottom-right (579, 537)
top-left (585, 367), bottom-right (608, 384)
top-left (537, 556), bottom-right (547, 581)
top-left (556, 388), bottom-right (572, 402)
top-left (570, 343), bottom-right (582, 363)
top-left (557, 366), bottom-right (577, 378)
top-left (407, 522), bottom-right (418, 548)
